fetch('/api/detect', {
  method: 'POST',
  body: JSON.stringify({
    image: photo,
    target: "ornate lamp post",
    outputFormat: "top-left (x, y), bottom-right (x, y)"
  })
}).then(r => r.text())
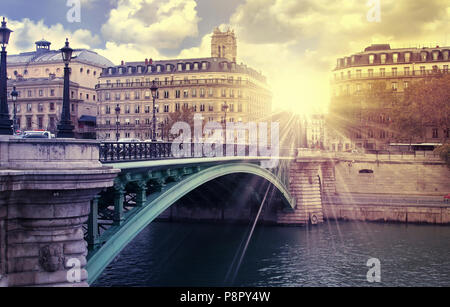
top-left (115, 104), bottom-right (121, 141)
top-left (150, 80), bottom-right (158, 142)
top-left (0, 17), bottom-right (13, 135)
top-left (222, 101), bottom-right (229, 126)
top-left (56, 38), bottom-right (75, 138)
top-left (10, 85), bottom-right (18, 133)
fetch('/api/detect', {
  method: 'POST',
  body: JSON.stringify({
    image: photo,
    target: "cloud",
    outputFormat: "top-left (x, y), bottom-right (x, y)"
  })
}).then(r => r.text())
top-left (223, 0), bottom-right (450, 113)
top-left (101, 0), bottom-right (200, 49)
top-left (7, 18), bottom-right (101, 54)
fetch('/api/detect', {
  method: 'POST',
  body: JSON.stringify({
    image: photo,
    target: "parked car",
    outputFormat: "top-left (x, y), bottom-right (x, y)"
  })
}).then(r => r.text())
top-left (22, 131), bottom-right (54, 139)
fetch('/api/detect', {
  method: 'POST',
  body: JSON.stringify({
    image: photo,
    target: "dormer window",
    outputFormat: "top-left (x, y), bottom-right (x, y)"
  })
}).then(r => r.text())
top-left (186, 63), bottom-right (190, 71)
top-left (128, 67), bottom-right (132, 74)
top-left (202, 62), bottom-right (207, 70)
top-left (108, 68), bottom-right (113, 75)
top-left (147, 65), bottom-right (153, 73)
top-left (351, 56), bottom-right (355, 64)
top-left (393, 53), bottom-right (398, 63)
top-left (178, 63), bottom-right (183, 71)
top-left (119, 67), bottom-right (124, 74)
top-left (443, 50), bottom-right (449, 60)
top-left (421, 52), bottom-right (428, 61)
top-left (166, 64), bottom-right (171, 71)
top-left (432, 51), bottom-right (439, 61)
top-left (157, 65), bottom-right (161, 72)
top-left (194, 63), bottom-right (199, 70)
top-left (369, 54), bottom-right (375, 64)
top-left (137, 66), bottom-right (142, 73)
top-left (404, 52), bottom-right (411, 62)
top-left (344, 58), bottom-right (348, 66)
top-left (380, 54), bottom-right (387, 64)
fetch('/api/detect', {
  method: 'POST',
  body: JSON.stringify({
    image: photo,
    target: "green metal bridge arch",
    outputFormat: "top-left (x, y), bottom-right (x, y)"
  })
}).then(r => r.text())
top-left (86, 161), bottom-right (295, 284)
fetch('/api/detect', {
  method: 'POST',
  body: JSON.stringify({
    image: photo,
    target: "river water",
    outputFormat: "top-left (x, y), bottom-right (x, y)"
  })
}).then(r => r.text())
top-left (93, 221), bottom-right (450, 287)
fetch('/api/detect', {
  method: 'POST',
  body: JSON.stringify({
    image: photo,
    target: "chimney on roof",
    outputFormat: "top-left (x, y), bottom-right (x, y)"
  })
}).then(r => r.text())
top-left (145, 58), bottom-right (149, 65)
top-left (121, 60), bottom-right (124, 66)
top-left (150, 58), bottom-right (153, 64)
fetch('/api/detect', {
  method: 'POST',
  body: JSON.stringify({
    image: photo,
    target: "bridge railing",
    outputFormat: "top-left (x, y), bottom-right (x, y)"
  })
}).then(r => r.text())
top-left (99, 142), bottom-right (296, 163)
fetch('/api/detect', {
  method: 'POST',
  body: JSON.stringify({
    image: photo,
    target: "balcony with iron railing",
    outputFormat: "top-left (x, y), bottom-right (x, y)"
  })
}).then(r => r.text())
top-left (95, 78), bottom-right (262, 90)
top-left (332, 69), bottom-right (449, 83)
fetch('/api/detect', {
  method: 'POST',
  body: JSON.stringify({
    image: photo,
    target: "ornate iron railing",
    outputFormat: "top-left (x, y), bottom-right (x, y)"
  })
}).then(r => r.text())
top-left (99, 142), bottom-right (296, 163)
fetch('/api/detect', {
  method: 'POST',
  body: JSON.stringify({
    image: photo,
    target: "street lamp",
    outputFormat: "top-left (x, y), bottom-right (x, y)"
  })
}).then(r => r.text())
top-left (10, 85), bottom-right (18, 133)
top-left (0, 17), bottom-right (13, 135)
top-left (151, 80), bottom-right (158, 142)
top-left (222, 101), bottom-right (229, 126)
top-left (56, 38), bottom-right (75, 138)
top-left (115, 104), bottom-right (121, 141)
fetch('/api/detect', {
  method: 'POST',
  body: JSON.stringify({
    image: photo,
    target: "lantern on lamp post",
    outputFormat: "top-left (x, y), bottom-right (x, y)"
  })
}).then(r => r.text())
top-left (56, 38), bottom-right (75, 138)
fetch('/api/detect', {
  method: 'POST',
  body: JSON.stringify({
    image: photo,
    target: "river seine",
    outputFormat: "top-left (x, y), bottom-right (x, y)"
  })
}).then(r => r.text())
top-left (93, 221), bottom-right (450, 287)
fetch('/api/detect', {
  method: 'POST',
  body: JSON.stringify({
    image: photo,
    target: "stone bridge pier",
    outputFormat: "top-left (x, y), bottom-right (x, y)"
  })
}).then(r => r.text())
top-left (0, 137), bottom-right (118, 287)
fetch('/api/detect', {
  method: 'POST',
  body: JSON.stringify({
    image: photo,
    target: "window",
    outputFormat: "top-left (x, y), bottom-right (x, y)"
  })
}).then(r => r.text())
top-left (356, 69), bottom-right (362, 78)
top-left (50, 89), bottom-right (55, 96)
top-left (27, 104), bottom-right (32, 112)
top-left (421, 52), bottom-right (427, 61)
top-left (27, 117), bottom-right (32, 129)
top-left (380, 68), bottom-right (385, 77)
top-left (175, 103), bottom-right (180, 111)
top-left (444, 65), bottom-right (448, 73)
top-left (380, 54), bottom-right (387, 64)
top-left (164, 105), bottom-right (169, 113)
top-left (164, 91), bottom-right (169, 99)
top-left (392, 67), bottom-right (397, 76)
top-left (115, 93), bottom-right (121, 100)
top-left (356, 84), bottom-right (361, 92)
top-left (135, 91), bottom-right (140, 99)
top-left (404, 52), bottom-right (411, 62)
top-left (404, 67), bottom-right (410, 75)
top-left (38, 103), bottom-right (44, 112)
top-left (38, 117), bottom-right (43, 129)
top-left (71, 104), bottom-right (75, 112)
top-left (125, 105), bottom-right (130, 114)
top-left (200, 88), bottom-right (205, 98)
top-left (209, 104), bottom-right (214, 112)
top-left (27, 90), bottom-right (32, 97)
top-left (105, 105), bottom-right (111, 114)
top-left (192, 89), bottom-right (197, 98)
top-left (369, 54), bottom-right (375, 64)
top-left (200, 104), bottom-right (205, 112)
top-left (221, 89), bottom-right (226, 97)
top-left (433, 51), bottom-right (439, 61)
top-left (135, 105), bottom-right (140, 113)
top-left (420, 66), bottom-right (426, 75)
top-left (347, 71), bottom-right (351, 79)
top-left (432, 128), bottom-right (439, 139)
top-left (178, 63), bottom-right (183, 71)
top-left (368, 69), bottom-right (373, 77)
top-left (209, 88), bottom-right (214, 97)
top-left (393, 53), bottom-right (398, 63)
top-left (404, 81), bottom-right (409, 89)
top-left (175, 90), bottom-right (181, 98)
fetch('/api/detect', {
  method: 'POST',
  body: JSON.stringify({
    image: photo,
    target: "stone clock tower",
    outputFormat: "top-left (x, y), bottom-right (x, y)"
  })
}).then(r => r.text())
top-left (211, 27), bottom-right (237, 63)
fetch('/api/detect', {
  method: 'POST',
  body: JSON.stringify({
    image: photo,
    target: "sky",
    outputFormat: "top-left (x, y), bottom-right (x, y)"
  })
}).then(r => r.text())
top-left (1, 0), bottom-right (449, 114)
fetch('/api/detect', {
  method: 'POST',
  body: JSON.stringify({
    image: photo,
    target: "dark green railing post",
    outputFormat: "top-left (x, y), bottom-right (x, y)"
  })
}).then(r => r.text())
top-left (87, 195), bottom-right (101, 250)
top-left (114, 186), bottom-right (125, 225)
top-left (136, 181), bottom-right (147, 207)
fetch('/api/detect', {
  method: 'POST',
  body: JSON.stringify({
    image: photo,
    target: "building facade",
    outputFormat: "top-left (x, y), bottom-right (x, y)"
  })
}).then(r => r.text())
top-left (96, 29), bottom-right (272, 141)
top-left (330, 44), bottom-right (450, 150)
top-left (6, 39), bottom-right (114, 137)
top-left (6, 76), bottom-right (97, 138)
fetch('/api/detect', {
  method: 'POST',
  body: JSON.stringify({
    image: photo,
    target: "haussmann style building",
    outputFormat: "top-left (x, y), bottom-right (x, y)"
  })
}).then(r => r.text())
top-left (330, 44), bottom-right (450, 150)
top-left (6, 39), bottom-right (114, 138)
top-left (95, 28), bottom-right (272, 141)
